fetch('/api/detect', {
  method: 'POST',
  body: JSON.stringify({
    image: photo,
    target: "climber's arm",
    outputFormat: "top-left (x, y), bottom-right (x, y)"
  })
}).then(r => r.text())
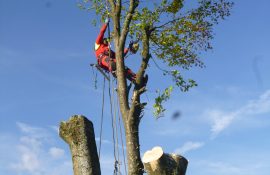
top-left (96, 23), bottom-right (108, 45)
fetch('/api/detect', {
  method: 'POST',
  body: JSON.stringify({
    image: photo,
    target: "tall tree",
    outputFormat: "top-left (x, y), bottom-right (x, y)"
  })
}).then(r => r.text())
top-left (78, 0), bottom-right (233, 174)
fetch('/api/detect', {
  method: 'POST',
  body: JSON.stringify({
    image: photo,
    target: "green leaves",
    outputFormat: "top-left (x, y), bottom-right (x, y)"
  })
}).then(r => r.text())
top-left (78, 0), bottom-right (233, 118)
top-left (153, 86), bottom-right (174, 118)
top-left (148, 0), bottom-right (232, 90)
top-left (166, 0), bottom-right (184, 14)
top-left (77, 0), bottom-right (110, 25)
top-left (190, 0), bottom-right (234, 24)
top-left (170, 70), bottom-right (198, 91)
top-left (155, 68), bottom-right (198, 91)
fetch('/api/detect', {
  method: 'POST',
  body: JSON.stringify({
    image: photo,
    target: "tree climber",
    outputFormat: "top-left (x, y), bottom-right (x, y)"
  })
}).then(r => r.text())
top-left (94, 18), bottom-right (148, 85)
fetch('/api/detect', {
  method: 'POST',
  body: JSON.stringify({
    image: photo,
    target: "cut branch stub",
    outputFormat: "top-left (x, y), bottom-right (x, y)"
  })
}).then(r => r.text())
top-left (142, 146), bottom-right (188, 175)
top-left (59, 115), bottom-right (101, 175)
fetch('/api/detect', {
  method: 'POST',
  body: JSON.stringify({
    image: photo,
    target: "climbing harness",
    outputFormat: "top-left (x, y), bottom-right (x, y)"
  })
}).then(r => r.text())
top-left (90, 64), bottom-right (110, 81)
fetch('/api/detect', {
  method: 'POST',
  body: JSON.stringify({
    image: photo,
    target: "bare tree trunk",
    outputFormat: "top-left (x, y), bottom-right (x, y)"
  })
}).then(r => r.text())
top-left (124, 116), bottom-right (144, 175)
top-left (142, 146), bottom-right (188, 175)
top-left (59, 115), bottom-right (101, 175)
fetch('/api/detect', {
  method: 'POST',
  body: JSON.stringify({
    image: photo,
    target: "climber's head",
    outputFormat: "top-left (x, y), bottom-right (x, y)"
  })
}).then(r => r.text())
top-left (103, 38), bottom-right (109, 45)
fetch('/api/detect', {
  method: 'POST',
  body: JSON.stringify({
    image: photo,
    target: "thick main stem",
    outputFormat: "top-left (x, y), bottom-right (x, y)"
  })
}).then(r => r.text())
top-left (109, 1), bottom-right (145, 174)
top-left (122, 26), bottom-right (152, 175)
top-left (124, 113), bottom-right (144, 175)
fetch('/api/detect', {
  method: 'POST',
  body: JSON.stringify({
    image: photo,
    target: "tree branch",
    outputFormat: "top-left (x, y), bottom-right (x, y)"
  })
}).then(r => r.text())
top-left (136, 26), bottom-right (151, 85)
top-left (115, 0), bottom-right (139, 114)
top-left (152, 16), bottom-right (183, 31)
top-left (115, 0), bottom-right (122, 21)
top-left (120, 0), bottom-right (138, 45)
top-left (108, 0), bottom-right (115, 10)
top-left (129, 26), bottom-right (151, 124)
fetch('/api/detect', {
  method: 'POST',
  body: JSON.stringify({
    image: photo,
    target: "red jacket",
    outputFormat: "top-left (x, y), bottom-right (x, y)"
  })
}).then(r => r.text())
top-left (94, 23), bottom-right (136, 81)
top-left (95, 24), bottom-right (128, 70)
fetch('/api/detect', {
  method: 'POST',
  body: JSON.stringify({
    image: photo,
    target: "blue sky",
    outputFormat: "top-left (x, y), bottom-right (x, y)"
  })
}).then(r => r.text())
top-left (1, 0), bottom-right (270, 175)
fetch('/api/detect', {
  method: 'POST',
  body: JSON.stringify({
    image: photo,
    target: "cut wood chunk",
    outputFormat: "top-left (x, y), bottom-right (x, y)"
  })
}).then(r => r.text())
top-left (142, 146), bottom-right (163, 163)
top-left (142, 146), bottom-right (188, 175)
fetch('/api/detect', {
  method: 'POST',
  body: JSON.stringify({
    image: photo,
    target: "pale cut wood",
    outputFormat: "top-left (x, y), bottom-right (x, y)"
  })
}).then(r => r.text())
top-left (59, 115), bottom-right (101, 175)
top-left (142, 146), bottom-right (188, 175)
top-left (142, 146), bottom-right (163, 164)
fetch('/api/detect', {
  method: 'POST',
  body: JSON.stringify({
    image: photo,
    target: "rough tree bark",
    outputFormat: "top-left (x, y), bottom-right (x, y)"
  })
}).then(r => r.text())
top-left (109, 0), bottom-right (145, 174)
top-left (142, 146), bottom-right (188, 175)
top-left (59, 115), bottom-right (101, 175)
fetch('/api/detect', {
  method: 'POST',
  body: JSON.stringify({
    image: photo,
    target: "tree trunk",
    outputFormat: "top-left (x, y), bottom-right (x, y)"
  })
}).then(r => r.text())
top-left (142, 146), bottom-right (188, 175)
top-left (59, 115), bottom-right (101, 175)
top-left (124, 117), bottom-right (144, 175)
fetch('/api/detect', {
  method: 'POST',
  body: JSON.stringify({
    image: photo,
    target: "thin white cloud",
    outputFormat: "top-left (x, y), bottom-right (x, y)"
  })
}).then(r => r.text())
top-left (10, 145), bottom-right (41, 173)
top-left (17, 122), bottom-right (39, 133)
top-left (194, 160), bottom-right (244, 175)
top-left (95, 137), bottom-right (127, 150)
top-left (4, 122), bottom-right (119, 175)
top-left (49, 147), bottom-right (65, 159)
top-left (50, 125), bottom-right (60, 133)
top-left (155, 127), bottom-right (180, 136)
top-left (207, 161), bottom-right (242, 174)
top-left (193, 158), bottom-right (270, 175)
top-left (208, 110), bottom-right (236, 138)
top-left (7, 122), bottom-right (73, 175)
top-left (174, 141), bottom-right (204, 154)
top-left (95, 137), bottom-right (112, 144)
top-left (207, 90), bottom-right (270, 137)
top-left (16, 122), bottom-right (50, 139)
top-left (241, 90), bottom-right (270, 115)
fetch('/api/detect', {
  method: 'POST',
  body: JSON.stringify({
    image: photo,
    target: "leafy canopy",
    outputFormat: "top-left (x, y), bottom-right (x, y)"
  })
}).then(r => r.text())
top-left (78, 0), bottom-right (233, 117)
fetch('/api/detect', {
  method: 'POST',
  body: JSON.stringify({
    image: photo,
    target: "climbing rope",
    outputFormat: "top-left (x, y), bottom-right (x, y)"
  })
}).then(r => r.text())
top-left (108, 78), bottom-right (118, 165)
top-left (98, 76), bottom-right (106, 159)
top-left (116, 94), bottom-right (128, 175)
top-left (112, 80), bottom-right (121, 165)
top-left (96, 2), bottom-right (127, 173)
top-left (106, 12), bottom-right (123, 175)
top-left (150, 55), bottom-right (169, 74)
top-left (111, 79), bottom-right (124, 175)
top-left (106, 17), bottom-right (117, 166)
top-left (91, 65), bottom-right (98, 89)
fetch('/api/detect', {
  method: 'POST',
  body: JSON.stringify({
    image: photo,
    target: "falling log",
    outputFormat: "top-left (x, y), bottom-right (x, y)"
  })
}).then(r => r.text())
top-left (59, 115), bottom-right (101, 175)
top-left (142, 146), bottom-right (188, 175)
